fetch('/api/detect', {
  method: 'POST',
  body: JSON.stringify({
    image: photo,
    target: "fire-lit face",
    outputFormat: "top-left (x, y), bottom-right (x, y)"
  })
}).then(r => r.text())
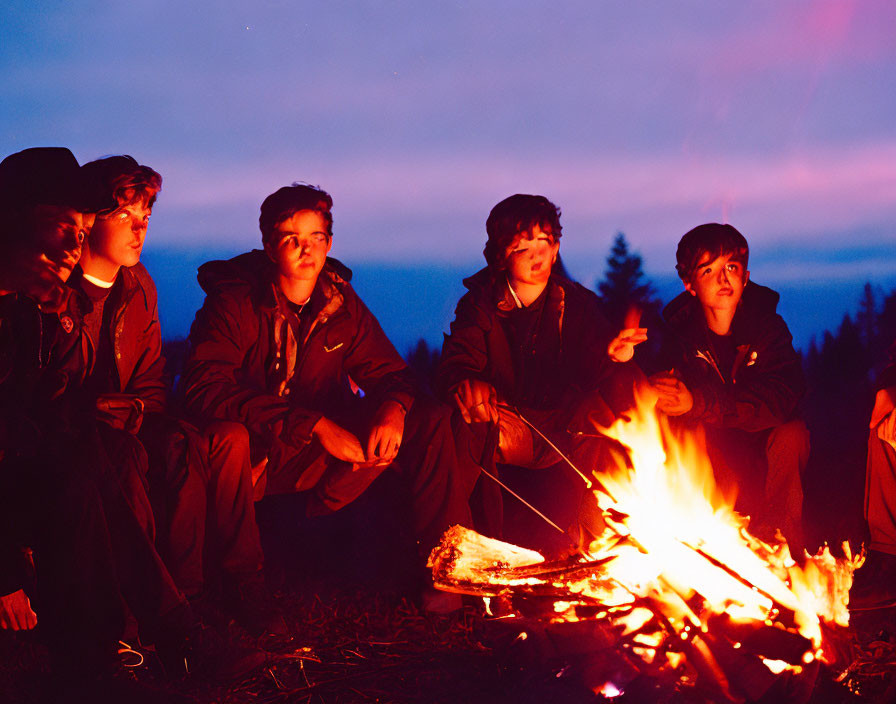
top-left (25, 205), bottom-right (93, 284)
top-left (266, 209), bottom-right (332, 285)
top-left (684, 251), bottom-right (749, 316)
top-left (7, 205), bottom-right (93, 305)
top-left (88, 201), bottom-right (152, 271)
top-left (503, 225), bottom-right (559, 288)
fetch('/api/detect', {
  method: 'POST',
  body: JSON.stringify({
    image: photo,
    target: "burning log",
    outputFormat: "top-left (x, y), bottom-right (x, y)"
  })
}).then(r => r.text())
top-left (430, 393), bottom-right (861, 701)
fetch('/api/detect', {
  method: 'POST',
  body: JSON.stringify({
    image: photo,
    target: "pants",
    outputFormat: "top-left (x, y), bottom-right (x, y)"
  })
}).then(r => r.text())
top-left (703, 419), bottom-right (809, 551)
top-left (88, 423), bottom-right (188, 641)
top-left (865, 427), bottom-right (896, 555)
top-left (262, 395), bottom-right (473, 556)
top-left (144, 418), bottom-right (264, 597)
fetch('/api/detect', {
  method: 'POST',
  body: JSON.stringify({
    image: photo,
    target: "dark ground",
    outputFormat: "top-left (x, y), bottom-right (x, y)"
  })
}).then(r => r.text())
top-left (1, 468), bottom-right (895, 704)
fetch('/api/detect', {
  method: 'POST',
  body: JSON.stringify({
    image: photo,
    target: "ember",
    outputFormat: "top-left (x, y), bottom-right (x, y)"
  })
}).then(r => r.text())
top-left (429, 394), bottom-right (861, 701)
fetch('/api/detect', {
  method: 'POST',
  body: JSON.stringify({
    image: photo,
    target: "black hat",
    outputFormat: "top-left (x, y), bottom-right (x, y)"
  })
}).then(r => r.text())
top-left (0, 147), bottom-right (105, 214)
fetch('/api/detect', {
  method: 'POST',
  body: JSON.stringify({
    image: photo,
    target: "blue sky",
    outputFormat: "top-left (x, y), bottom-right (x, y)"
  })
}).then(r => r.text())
top-left (3, 1), bottom-right (895, 351)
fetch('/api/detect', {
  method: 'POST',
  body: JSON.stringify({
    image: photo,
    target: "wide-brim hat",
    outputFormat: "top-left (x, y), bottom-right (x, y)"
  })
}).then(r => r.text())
top-left (0, 146), bottom-right (108, 214)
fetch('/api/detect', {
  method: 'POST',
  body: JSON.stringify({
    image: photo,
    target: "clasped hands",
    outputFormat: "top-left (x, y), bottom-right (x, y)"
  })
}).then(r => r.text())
top-left (312, 399), bottom-right (406, 469)
top-left (648, 371), bottom-right (694, 416)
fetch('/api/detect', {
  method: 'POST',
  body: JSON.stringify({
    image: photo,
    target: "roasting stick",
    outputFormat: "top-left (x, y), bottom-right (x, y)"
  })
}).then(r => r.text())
top-left (477, 465), bottom-right (568, 537)
top-left (513, 407), bottom-right (595, 490)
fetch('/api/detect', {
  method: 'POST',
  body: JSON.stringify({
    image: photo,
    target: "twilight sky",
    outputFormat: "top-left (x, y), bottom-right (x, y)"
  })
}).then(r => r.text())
top-left (2, 1), bottom-right (895, 351)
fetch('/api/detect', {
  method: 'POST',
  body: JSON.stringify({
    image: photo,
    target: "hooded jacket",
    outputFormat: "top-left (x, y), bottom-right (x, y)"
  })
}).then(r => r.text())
top-left (181, 250), bottom-right (416, 456)
top-left (436, 267), bottom-right (617, 414)
top-left (660, 280), bottom-right (805, 432)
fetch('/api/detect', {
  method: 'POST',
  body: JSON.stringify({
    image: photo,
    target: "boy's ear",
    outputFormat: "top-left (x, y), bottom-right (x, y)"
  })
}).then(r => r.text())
top-left (684, 279), bottom-right (696, 296)
top-left (744, 269), bottom-right (750, 286)
top-left (263, 240), bottom-right (277, 263)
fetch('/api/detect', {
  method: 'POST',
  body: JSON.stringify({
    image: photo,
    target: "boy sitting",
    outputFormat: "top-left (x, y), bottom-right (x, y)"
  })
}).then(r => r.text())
top-left (436, 194), bottom-right (642, 551)
top-left (69, 155), bottom-right (280, 636)
top-left (650, 223), bottom-right (808, 551)
top-left (181, 183), bottom-right (472, 608)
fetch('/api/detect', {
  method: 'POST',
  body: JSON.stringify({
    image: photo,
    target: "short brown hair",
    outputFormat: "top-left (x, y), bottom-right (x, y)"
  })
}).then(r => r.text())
top-left (259, 183), bottom-right (333, 245)
top-left (675, 223), bottom-right (749, 281)
top-left (484, 194), bottom-right (562, 270)
top-left (80, 155), bottom-right (162, 215)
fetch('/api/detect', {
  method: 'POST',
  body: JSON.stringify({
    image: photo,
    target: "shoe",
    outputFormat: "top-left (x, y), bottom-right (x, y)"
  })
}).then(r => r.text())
top-left (157, 621), bottom-right (267, 681)
top-left (226, 571), bottom-right (289, 637)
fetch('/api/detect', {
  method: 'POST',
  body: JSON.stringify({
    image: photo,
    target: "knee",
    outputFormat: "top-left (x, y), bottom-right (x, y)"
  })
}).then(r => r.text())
top-left (767, 419), bottom-right (810, 459)
top-left (204, 421), bottom-right (251, 480)
top-left (205, 420), bottom-right (251, 455)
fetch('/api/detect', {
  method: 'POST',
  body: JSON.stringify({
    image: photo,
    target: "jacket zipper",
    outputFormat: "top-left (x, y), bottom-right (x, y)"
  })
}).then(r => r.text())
top-left (695, 348), bottom-right (727, 384)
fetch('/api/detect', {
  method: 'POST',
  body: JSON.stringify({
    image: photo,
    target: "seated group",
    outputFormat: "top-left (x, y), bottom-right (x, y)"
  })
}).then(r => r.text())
top-left (0, 147), bottom-right (817, 696)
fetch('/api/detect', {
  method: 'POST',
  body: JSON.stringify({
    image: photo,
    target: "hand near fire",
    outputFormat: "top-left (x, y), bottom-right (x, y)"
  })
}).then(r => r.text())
top-left (607, 328), bottom-right (648, 363)
top-left (366, 399), bottom-right (406, 465)
top-left (0, 589), bottom-right (37, 631)
top-left (453, 378), bottom-right (499, 424)
top-left (607, 305), bottom-right (647, 363)
top-left (649, 371), bottom-right (694, 416)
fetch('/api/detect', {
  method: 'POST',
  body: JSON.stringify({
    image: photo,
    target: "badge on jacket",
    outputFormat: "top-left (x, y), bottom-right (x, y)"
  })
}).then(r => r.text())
top-left (60, 315), bottom-right (74, 334)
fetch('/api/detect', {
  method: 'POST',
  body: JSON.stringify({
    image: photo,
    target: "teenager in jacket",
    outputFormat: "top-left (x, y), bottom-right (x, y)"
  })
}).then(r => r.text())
top-left (650, 223), bottom-right (808, 551)
top-left (64, 155), bottom-right (281, 637)
top-left (182, 183), bottom-right (473, 605)
top-left (436, 194), bottom-right (643, 550)
top-left (0, 147), bottom-right (217, 703)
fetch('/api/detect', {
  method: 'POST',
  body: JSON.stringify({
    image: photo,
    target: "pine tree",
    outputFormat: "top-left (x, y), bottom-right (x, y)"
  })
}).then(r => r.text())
top-left (595, 232), bottom-right (660, 327)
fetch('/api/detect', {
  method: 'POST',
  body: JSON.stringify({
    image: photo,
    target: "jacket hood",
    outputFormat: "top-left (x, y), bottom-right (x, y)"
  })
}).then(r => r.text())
top-left (197, 249), bottom-right (352, 296)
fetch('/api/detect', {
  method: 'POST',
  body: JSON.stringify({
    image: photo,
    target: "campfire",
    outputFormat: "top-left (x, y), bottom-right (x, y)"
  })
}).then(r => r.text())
top-left (429, 395), bottom-right (860, 702)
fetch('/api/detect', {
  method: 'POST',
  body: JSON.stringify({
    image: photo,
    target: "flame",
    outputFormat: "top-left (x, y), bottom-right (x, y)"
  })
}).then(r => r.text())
top-left (594, 396), bottom-right (857, 660)
top-left (430, 391), bottom-right (860, 691)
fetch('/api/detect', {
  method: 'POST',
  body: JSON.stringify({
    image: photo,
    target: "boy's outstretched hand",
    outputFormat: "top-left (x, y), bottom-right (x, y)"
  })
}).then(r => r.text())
top-left (608, 328), bottom-right (648, 363)
top-left (607, 305), bottom-right (648, 363)
top-left (453, 378), bottom-right (499, 424)
top-left (649, 371), bottom-right (694, 416)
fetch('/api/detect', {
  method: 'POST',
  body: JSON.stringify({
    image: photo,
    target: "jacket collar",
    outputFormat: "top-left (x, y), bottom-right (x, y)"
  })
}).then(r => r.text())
top-left (67, 264), bottom-right (149, 316)
top-left (663, 280), bottom-right (780, 346)
top-left (266, 261), bottom-right (348, 333)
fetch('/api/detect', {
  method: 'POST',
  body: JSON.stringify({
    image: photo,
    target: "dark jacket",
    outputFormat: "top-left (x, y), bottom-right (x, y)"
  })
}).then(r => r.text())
top-left (62, 264), bottom-right (166, 430)
top-left (436, 268), bottom-right (617, 416)
top-left (0, 293), bottom-right (83, 595)
top-left (181, 250), bottom-right (416, 456)
top-left (660, 281), bottom-right (805, 432)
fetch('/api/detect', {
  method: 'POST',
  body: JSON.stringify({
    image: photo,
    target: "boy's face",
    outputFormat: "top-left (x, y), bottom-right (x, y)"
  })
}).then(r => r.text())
top-left (10, 205), bottom-right (93, 303)
top-left (684, 251), bottom-right (749, 316)
top-left (503, 225), bottom-right (559, 288)
top-left (87, 201), bottom-right (151, 271)
top-left (266, 209), bottom-right (332, 286)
